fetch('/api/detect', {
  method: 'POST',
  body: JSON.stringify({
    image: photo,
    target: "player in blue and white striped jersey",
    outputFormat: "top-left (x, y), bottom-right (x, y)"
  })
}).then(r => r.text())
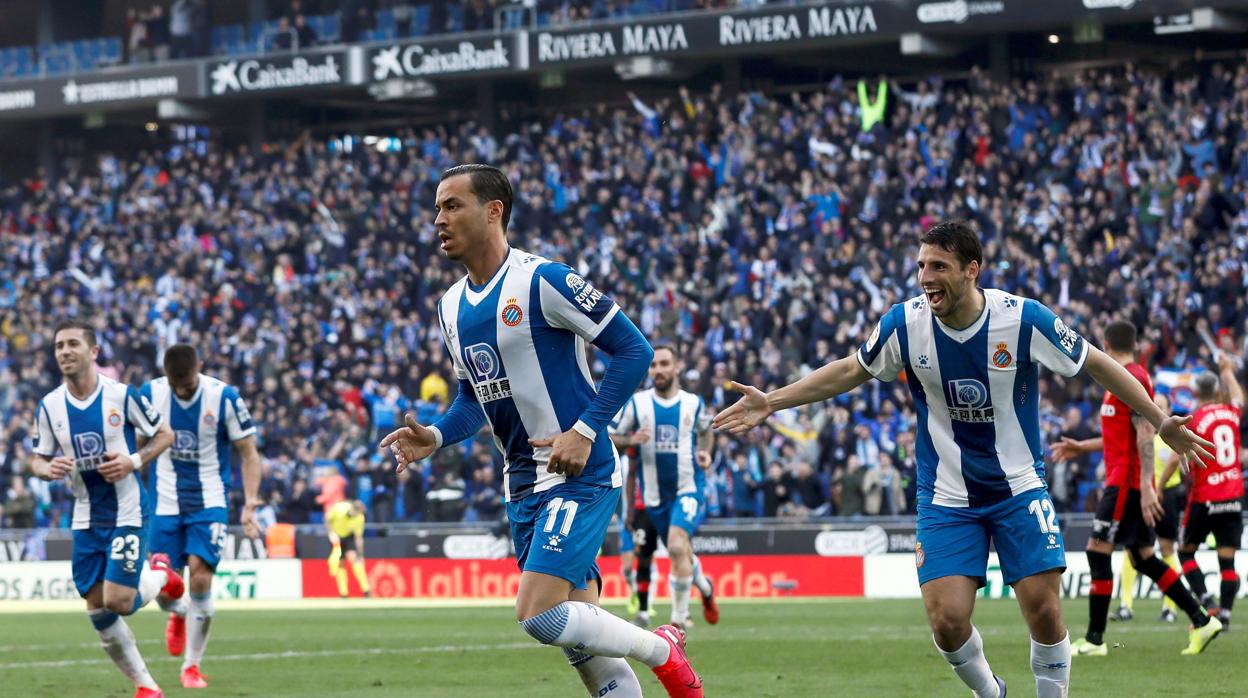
top-left (715, 221), bottom-right (1215, 698)
top-left (381, 164), bottom-right (702, 698)
top-left (30, 320), bottom-right (179, 698)
top-left (142, 344), bottom-right (263, 689)
top-left (611, 344), bottom-right (719, 629)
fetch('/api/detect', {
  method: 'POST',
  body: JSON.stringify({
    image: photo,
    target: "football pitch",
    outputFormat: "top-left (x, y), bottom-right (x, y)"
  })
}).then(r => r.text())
top-left (1, 598), bottom-right (1244, 696)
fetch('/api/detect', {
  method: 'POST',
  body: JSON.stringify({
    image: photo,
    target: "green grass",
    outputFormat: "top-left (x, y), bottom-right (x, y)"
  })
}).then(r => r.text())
top-left (1, 598), bottom-right (1244, 696)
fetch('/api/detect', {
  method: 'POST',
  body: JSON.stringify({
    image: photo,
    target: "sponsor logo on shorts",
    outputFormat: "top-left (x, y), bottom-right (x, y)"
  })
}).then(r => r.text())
top-left (915, 541), bottom-right (925, 568)
top-left (542, 535), bottom-right (564, 553)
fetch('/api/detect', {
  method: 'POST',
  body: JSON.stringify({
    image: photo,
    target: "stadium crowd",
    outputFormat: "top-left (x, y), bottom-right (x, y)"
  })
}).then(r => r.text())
top-left (1, 55), bottom-right (1247, 531)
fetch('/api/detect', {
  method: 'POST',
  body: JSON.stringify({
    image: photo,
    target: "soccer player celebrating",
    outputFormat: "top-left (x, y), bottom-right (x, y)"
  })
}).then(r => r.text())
top-left (143, 344), bottom-right (263, 688)
top-left (714, 221), bottom-right (1215, 698)
top-left (381, 164), bottom-right (702, 697)
top-left (327, 499), bottom-right (372, 598)
top-left (611, 344), bottom-right (719, 629)
top-left (30, 321), bottom-right (180, 698)
top-left (1162, 353), bottom-right (1244, 631)
top-left (1052, 321), bottom-right (1222, 656)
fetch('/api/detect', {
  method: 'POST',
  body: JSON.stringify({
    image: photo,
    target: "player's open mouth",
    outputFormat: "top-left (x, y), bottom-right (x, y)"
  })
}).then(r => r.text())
top-left (438, 231), bottom-right (452, 249)
top-left (925, 289), bottom-right (945, 305)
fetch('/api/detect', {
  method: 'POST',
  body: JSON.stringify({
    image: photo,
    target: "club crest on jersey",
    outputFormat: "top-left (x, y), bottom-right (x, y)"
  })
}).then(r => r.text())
top-left (203, 412), bottom-right (216, 426)
top-left (501, 298), bottom-right (524, 327)
top-left (107, 409), bottom-right (122, 427)
top-left (945, 379), bottom-right (994, 423)
top-left (992, 343), bottom-right (1013, 368)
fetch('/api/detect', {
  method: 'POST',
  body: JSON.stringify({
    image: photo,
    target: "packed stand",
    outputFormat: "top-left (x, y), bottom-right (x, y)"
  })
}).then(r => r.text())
top-left (2, 57), bottom-right (1247, 531)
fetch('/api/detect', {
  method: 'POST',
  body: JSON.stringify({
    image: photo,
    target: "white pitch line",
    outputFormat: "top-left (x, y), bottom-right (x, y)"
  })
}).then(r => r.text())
top-left (0, 641), bottom-right (540, 671)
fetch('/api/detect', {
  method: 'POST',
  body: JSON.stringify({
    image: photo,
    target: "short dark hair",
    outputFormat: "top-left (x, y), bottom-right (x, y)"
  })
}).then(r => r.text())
top-left (163, 344), bottom-right (200, 381)
top-left (651, 342), bottom-right (678, 360)
top-left (1194, 372), bottom-right (1220, 400)
top-left (440, 164), bottom-right (513, 231)
top-left (1103, 320), bottom-right (1137, 354)
top-left (53, 320), bottom-right (97, 347)
top-left (919, 220), bottom-right (983, 269)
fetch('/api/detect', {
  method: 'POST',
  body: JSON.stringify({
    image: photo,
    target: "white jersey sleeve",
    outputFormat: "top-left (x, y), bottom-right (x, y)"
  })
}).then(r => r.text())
top-left (125, 385), bottom-right (162, 438)
top-left (223, 386), bottom-right (257, 441)
top-left (1023, 299), bottom-right (1089, 377)
top-left (856, 304), bottom-right (907, 381)
top-left (32, 400), bottom-right (56, 457)
top-left (536, 263), bottom-right (621, 341)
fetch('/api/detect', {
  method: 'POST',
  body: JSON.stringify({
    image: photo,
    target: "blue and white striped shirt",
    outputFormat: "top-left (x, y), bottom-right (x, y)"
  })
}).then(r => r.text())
top-left (858, 289), bottom-right (1088, 508)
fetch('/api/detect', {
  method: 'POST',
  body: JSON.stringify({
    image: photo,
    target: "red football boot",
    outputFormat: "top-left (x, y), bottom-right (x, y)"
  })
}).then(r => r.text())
top-left (165, 612), bottom-right (186, 656)
top-left (651, 624), bottom-right (704, 697)
top-left (149, 553), bottom-right (184, 599)
top-left (700, 578), bottom-right (719, 626)
top-left (181, 665), bottom-right (209, 689)
top-left (134, 686), bottom-right (163, 698)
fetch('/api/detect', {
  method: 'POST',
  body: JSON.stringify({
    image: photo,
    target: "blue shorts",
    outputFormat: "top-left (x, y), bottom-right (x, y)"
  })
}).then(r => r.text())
top-left (648, 493), bottom-right (706, 543)
top-left (916, 488), bottom-right (1066, 587)
top-left (617, 490), bottom-right (634, 554)
top-left (72, 526), bottom-right (147, 597)
top-left (507, 480), bottom-right (617, 590)
top-left (149, 508), bottom-right (229, 570)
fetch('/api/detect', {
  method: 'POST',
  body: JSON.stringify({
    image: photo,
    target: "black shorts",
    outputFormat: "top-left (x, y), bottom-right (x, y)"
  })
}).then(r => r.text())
top-left (1181, 499), bottom-right (1244, 549)
top-left (630, 508), bottom-right (659, 559)
top-left (338, 535), bottom-right (359, 556)
top-left (1154, 487), bottom-right (1186, 541)
top-left (1091, 486), bottom-right (1155, 549)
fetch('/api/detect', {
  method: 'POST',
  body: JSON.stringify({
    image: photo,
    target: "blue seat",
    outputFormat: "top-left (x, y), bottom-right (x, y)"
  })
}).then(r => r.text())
top-left (322, 12), bottom-right (341, 42)
top-left (412, 5), bottom-right (431, 36)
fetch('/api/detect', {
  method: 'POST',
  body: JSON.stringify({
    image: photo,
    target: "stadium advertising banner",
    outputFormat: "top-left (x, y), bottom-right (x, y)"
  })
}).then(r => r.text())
top-left (0, 560), bottom-right (301, 601)
top-left (302, 555), bottom-right (865, 599)
top-left (366, 35), bottom-right (525, 82)
top-left (529, 0), bottom-right (1207, 68)
top-left (864, 551), bottom-right (1248, 600)
top-left (207, 49), bottom-right (351, 96)
top-left (0, 63), bottom-right (199, 119)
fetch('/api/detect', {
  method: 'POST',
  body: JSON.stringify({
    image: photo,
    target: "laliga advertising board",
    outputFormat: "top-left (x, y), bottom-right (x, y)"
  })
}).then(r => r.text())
top-left (864, 550), bottom-right (1248, 599)
top-left (0, 560), bottom-right (302, 601)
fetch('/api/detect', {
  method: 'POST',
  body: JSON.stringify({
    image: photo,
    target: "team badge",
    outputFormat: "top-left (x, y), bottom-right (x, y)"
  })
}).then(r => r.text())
top-left (203, 412), bottom-right (216, 426)
top-left (107, 409), bottom-right (122, 427)
top-left (501, 298), bottom-right (523, 327)
top-left (915, 542), bottom-right (925, 569)
top-left (992, 343), bottom-right (1013, 368)
top-left (565, 273), bottom-right (586, 293)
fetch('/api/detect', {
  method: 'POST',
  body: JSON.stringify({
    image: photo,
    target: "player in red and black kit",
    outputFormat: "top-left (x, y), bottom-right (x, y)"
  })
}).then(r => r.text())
top-left (608, 426), bottom-right (661, 627)
top-left (1162, 353), bottom-right (1244, 630)
top-left (1052, 321), bottom-right (1222, 655)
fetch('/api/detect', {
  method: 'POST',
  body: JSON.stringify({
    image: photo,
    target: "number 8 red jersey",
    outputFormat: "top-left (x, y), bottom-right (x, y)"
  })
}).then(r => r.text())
top-left (1188, 402), bottom-right (1244, 503)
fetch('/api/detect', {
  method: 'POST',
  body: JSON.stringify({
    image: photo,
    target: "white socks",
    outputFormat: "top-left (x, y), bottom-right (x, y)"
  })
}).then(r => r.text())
top-left (935, 626), bottom-right (999, 698)
top-left (1031, 633), bottom-right (1071, 698)
top-left (185, 591), bottom-right (215, 669)
top-left (564, 649), bottom-right (643, 697)
top-left (691, 555), bottom-right (713, 597)
top-left (89, 609), bottom-right (158, 690)
top-left (671, 576), bottom-right (693, 625)
top-left (158, 595), bottom-right (189, 617)
top-left (521, 601), bottom-right (671, 668)
top-left (136, 566), bottom-right (167, 610)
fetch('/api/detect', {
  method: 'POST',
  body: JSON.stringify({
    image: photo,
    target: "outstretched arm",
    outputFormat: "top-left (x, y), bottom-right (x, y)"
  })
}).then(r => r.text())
top-left (713, 354), bottom-right (872, 434)
top-left (1082, 347), bottom-right (1214, 470)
